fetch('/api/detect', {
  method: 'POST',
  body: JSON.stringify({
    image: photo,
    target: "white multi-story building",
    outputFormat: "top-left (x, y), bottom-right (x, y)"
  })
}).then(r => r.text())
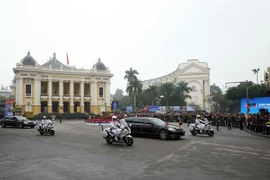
top-left (141, 59), bottom-right (211, 111)
top-left (11, 51), bottom-right (113, 117)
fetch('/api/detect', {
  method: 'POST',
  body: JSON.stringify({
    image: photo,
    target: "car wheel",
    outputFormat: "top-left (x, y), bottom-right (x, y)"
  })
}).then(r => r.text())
top-left (19, 123), bottom-right (24, 129)
top-left (159, 130), bottom-right (169, 140)
top-left (1, 123), bottom-right (6, 128)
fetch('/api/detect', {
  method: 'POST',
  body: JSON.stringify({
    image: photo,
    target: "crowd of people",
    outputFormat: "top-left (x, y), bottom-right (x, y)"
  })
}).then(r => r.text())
top-left (119, 110), bottom-right (270, 135)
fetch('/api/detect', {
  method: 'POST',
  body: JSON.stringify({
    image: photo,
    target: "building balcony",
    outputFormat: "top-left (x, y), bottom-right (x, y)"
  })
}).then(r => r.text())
top-left (63, 94), bottom-right (71, 100)
top-left (73, 94), bottom-right (81, 101)
top-left (52, 94), bottom-right (60, 100)
top-left (41, 94), bottom-right (48, 100)
top-left (84, 96), bottom-right (91, 101)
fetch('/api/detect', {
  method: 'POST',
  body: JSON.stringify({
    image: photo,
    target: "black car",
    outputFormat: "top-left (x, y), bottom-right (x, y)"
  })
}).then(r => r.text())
top-left (0, 116), bottom-right (36, 128)
top-left (125, 117), bottom-right (185, 140)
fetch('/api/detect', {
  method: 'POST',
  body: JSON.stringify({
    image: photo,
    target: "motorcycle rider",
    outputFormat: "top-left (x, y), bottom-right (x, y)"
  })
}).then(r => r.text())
top-left (195, 115), bottom-right (205, 133)
top-left (41, 116), bottom-right (47, 130)
top-left (110, 116), bottom-right (121, 141)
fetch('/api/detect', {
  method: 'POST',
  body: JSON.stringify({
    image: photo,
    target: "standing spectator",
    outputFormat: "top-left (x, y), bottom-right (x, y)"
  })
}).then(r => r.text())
top-left (227, 114), bottom-right (232, 130)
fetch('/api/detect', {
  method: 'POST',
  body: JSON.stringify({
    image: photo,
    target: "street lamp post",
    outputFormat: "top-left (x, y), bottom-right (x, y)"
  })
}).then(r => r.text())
top-left (252, 68), bottom-right (260, 84)
top-left (225, 81), bottom-right (249, 115)
top-left (160, 95), bottom-right (164, 106)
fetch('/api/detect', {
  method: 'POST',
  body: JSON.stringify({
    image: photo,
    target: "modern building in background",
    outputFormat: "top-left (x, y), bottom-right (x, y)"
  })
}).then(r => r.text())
top-left (11, 51), bottom-right (113, 117)
top-left (141, 59), bottom-right (211, 112)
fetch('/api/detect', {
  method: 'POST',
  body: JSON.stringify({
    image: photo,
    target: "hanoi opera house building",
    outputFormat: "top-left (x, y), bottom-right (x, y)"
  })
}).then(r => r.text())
top-left (141, 59), bottom-right (211, 112)
top-left (12, 52), bottom-right (113, 116)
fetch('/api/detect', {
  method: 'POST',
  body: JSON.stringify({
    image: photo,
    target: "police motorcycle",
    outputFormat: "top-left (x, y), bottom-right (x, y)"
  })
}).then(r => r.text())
top-left (101, 119), bottom-right (134, 146)
top-left (37, 116), bottom-right (55, 136)
top-left (189, 118), bottom-right (214, 137)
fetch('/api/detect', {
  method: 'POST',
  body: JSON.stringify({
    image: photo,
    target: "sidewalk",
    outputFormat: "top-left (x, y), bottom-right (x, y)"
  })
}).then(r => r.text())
top-left (243, 128), bottom-right (270, 138)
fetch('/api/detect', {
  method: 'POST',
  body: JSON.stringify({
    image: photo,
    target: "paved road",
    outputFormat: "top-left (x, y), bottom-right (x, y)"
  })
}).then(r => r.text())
top-left (0, 121), bottom-right (269, 180)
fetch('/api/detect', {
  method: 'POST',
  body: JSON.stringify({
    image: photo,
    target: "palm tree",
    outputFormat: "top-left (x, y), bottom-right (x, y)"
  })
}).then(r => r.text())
top-left (124, 68), bottom-right (142, 112)
top-left (160, 83), bottom-right (175, 106)
top-left (126, 79), bottom-right (143, 112)
top-left (124, 67), bottom-right (139, 82)
top-left (146, 86), bottom-right (158, 105)
top-left (175, 81), bottom-right (192, 105)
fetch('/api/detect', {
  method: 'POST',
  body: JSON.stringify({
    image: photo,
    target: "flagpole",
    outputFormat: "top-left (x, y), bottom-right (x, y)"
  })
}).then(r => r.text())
top-left (66, 51), bottom-right (69, 65)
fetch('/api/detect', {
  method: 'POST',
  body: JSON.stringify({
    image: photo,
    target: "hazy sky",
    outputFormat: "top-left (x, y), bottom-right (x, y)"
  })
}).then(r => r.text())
top-left (1, 0), bottom-right (270, 94)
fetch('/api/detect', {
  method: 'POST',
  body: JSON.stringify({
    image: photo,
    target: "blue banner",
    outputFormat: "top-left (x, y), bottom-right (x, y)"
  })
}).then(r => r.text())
top-left (126, 106), bottom-right (133, 113)
top-left (173, 106), bottom-right (180, 112)
top-left (112, 101), bottom-right (118, 109)
top-left (149, 106), bottom-right (159, 112)
top-left (241, 97), bottom-right (270, 114)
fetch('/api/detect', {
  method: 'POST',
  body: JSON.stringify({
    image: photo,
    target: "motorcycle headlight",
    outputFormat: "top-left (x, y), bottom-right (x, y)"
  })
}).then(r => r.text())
top-left (168, 128), bottom-right (176, 132)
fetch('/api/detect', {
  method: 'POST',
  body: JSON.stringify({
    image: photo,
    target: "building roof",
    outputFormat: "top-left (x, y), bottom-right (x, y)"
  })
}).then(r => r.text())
top-left (21, 51), bottom-right (39, 66)
top-left (41, 53), bottom-right (70, 69)
top-left (92, 58), bottom-right (107, 71)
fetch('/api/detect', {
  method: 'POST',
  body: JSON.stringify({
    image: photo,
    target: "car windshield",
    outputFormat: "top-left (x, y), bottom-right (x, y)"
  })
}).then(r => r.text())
top-left (16, 116), bottom-right (28, 121)
top-left (150, 118), bottom-right (166, 126)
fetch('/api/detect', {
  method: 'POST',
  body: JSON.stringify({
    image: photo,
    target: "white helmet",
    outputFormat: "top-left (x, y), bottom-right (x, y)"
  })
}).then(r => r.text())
top-left (112, 115), bottom-right (117, 120)
top-left (43, 116), bottom-right (46, 119)
top-left (196, 115), bottom-right (201, 118)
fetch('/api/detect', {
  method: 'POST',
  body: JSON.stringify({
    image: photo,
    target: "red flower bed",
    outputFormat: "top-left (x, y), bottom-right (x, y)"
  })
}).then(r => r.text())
top-left (85, 115), bottom-right (125, 123)
top-left (85, 118), bottom-right (111, 123)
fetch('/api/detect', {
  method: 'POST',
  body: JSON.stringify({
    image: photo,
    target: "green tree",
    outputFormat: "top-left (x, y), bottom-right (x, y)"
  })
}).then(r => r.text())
top-left (145, 86), bottom-right (158, 105)
top-left (159, 83), bottom-right (175, 106)
top-left (124, 67), bottom-right (139, 82)
top-left (224, 82), bottom-right (270, 113)
top-left (174, 81), bottom-right (192, 105)
top-left (208, 84), bottom-right (223, 113)
top-left (124, 68), bottom-right (142, 112)
top-left (113, 88), bottom-right (124, 101)
top-left (126, 79), bottom-right (143, 112)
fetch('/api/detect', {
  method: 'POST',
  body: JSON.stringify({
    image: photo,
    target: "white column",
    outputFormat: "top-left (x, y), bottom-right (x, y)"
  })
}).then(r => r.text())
top-left (80, 81), bottom-right (84, 106)
top-left (105, 81), bottom-right (110, 106)
top-left (59, 80), bottom-right (63, 107)
top-left (70, 80), bottom-right (74, 106)
top-left (34, 78), bottom-right (39, 105)
top-left (19, 77), bottom-right (23, 105)
top-left (48, 79), bottom-right (52, 106)
top-left (90, 81), bottom-right (97, 106)
top-left (15, 76), bottom-right (20, 105)
top-left (37, 79), bottom-right (41, 105)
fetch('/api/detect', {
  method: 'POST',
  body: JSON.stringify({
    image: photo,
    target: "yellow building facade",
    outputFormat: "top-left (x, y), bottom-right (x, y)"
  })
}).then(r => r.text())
top-left (12, 52), bottom-right (113, 116)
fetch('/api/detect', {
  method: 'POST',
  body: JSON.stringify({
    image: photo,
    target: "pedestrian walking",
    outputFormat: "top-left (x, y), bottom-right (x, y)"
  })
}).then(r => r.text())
top-left (217, 119), bottom-right (220, 131)
top-left (227, 114), bottom-right (232, 130)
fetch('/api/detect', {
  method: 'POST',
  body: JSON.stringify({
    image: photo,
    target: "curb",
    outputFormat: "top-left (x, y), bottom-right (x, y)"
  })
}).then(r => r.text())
top-left (243, 128), bottom-right (270, 138)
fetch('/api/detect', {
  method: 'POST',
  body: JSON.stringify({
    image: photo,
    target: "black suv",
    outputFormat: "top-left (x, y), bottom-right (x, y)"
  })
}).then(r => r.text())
top-left (125, 117), bottom-right (185, 140)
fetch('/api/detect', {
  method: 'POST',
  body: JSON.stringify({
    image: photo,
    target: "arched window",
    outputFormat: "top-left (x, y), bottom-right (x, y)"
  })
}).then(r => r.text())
top-left (191, 85), bottom-right (197, 92)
